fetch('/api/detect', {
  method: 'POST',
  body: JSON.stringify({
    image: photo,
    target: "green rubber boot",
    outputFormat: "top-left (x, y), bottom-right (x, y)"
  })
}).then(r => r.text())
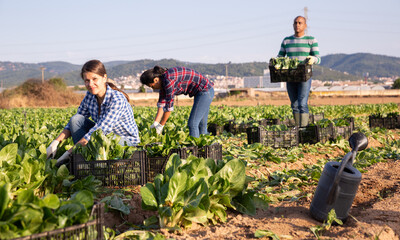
top-left (294, 113), bottom-right (300, 127)
top-left (300, 113), bottom-right (309, 127)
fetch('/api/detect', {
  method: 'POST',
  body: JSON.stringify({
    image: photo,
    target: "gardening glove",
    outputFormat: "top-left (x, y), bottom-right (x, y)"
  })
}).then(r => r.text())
top-left (46, 140), bottom-right (59, 159)
top-left (150, 121), bottom-right (159, 129)
top-left (56, 151), bottom-right (71, 167)
top-left (155, 123), bottom-right (164, 135)
top-left (306, 56), bottom-right (315, 65)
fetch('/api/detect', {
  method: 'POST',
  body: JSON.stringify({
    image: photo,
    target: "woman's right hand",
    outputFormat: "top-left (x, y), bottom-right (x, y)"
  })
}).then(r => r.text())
top-left (46, 140), bottom-right (60, 159)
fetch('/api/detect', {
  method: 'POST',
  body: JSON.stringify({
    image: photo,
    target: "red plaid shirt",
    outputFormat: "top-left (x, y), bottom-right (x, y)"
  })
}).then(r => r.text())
top-left (157, 67), bottom-right (213, 112)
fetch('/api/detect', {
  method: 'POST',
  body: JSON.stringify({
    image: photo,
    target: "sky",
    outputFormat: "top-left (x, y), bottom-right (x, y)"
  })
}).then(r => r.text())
top-left (0, 0), bottom-right (399, 65)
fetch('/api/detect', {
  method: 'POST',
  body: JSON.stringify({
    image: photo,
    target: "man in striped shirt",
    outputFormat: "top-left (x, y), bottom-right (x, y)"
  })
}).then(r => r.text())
top-left (278, 15), bottom-right (321, 127)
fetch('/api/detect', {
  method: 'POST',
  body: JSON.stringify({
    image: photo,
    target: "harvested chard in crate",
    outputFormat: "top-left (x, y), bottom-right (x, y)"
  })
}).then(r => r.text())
top-left (269, 57), bottom-right (312, 83)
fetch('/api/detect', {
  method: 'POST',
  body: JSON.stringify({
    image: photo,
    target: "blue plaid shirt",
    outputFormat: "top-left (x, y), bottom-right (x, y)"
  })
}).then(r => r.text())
top-left (157, 67), bottom-right (214, 112)
top-left (65, 85), bottom-right (140, 145)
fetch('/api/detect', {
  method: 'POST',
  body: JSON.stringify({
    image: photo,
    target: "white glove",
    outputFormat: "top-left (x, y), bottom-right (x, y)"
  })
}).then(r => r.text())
top-left (46, 140), bottom-right (59, 159)
top-left (150, 121), bottom-right (159, 129)
top-left (56, 151), bottom-right (71, 165)
top-left (306, 56), bottom-right (315, 65)
top-left (155, 123), bottom-right (164, 135)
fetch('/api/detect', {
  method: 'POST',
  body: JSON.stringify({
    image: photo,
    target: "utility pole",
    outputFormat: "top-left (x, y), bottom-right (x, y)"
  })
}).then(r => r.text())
top-left (40, 67), bottom-right (46, 83)
top-left (225, 61), bottom-right (231, 78)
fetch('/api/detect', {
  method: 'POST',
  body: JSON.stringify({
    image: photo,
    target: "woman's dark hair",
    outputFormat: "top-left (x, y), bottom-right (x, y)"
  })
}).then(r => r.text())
top-left (81, 59), bottom-right (130, 102)
top-left (140, 66), bottom-right (168, 85)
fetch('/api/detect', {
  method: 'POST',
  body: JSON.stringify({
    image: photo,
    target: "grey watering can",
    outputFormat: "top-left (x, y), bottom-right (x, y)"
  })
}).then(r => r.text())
top-left (310, 132), bottom-right (368, 222)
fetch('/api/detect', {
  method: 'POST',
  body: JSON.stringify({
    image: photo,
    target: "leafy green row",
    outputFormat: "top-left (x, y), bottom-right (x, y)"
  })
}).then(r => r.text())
top-left (140, 154), bottom-right (265, 229)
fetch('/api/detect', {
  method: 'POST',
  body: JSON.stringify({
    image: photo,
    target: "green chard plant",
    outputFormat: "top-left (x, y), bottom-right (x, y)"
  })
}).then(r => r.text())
top-left (140, 154), bottom-right (264, 229)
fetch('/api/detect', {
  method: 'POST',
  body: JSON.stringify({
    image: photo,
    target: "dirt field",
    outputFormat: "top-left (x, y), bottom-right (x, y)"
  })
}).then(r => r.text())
top-left (103, 143), bottom-right (400, 240)
top-left (132, 93), bottom-right (400, 108)
top-left (103, 94), bottom-right (400, 240)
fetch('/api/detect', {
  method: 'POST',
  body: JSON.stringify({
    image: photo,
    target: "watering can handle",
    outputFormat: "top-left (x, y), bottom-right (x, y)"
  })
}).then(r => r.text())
top-left (326, 151), bottom-right (354, 205)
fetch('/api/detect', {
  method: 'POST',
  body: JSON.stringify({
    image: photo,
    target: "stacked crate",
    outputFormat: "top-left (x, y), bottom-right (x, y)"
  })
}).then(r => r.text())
top-left (247, 126), bottom-right (299, 148)
top-left (12, 203), bottom-right (104, 240)
top-left (70, 150), bottom-right (147, 187)
top-left (369, 114), bottom-right (400, 129)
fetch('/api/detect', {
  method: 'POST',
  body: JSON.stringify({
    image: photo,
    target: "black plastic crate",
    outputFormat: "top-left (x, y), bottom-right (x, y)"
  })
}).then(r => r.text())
top-left (144, 143), bottom-right (223, 183)
top-left (70, 151), bottom-right (147, 187)
top-left (269, 63), bottom-right (312, 83)
top-left (332, 125), bottom-right (353, 140)
top-left (309, 113), bottom-right (325, 123)
top-left (258, 118), bottom-right (280, 127)
top-left (146, 155), bottom-right (168, 182)
top-left (299, 123), bottom-right (334, 144)
top-left (170, 146), bottom-right (198, 159)
top-left (146, 146), bottom-right (199, 182)
top-left (369, 115), bottom-right (400, 129)
top-left (224, 120), bottom-right (248, 135)
top-left (208, 123), bottom-right (225, 136)
top-left (280, 118), bottom-right (296, 127)
top-left (198, 143), bottom-right (223, 161)
top-left (12, 203), bottom-right (104, 240)
top-left (247, 126), bottom-right (299, 148)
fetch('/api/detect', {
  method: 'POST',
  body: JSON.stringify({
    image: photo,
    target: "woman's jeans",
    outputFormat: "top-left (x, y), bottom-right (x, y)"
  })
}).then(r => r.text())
top-left (69, 114), bottom-right (95, 144)
top-left (286, 78), bottom-right (312, 114)
top-left (188, 88), bottom-right (215, 138)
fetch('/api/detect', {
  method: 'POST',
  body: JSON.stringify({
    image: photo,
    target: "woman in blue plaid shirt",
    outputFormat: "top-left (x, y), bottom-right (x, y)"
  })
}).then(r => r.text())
top-left (46, 60), bottom-right (140, 164)
top-left (140, 66), bottom-right (214, 138)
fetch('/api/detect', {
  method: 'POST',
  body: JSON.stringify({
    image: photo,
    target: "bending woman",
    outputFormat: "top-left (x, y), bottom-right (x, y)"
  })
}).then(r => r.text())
top-left (140, 66), bottom-right (214, 138)
top-left (47, 59), bottom-right (140, 164)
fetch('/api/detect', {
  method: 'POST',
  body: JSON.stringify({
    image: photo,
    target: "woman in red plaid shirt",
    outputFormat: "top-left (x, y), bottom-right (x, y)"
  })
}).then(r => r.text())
top-left (140, 66), bottom-right (214, 137)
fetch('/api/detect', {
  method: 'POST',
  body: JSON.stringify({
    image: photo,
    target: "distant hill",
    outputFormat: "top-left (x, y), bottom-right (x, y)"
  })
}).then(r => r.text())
top-left (320, 53), bottom-right (400, 78)
top-left (0, 61), bottom-right (80, 87)
top-left (1, 53), bottom-right (399, 87)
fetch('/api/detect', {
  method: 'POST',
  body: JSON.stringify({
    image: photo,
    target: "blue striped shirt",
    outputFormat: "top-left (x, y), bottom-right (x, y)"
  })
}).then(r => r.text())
top-left (65, 85), bottom-right (140, 145)
top-left (278, 35), bottom-right (321, 64)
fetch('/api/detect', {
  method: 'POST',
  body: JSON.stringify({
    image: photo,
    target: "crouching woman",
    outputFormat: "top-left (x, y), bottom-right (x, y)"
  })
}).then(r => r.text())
top-left (46, 59), bottom-right (140, 164)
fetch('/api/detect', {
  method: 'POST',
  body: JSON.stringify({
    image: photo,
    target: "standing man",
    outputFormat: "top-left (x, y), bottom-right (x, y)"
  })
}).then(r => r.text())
top-left (277, 16), bottom-right (320, 127)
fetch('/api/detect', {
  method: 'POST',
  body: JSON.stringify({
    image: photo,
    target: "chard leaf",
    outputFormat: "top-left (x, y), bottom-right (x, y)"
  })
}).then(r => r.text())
top-left (21, 158), bottom-right (37, 184)
top-left (56, 202), bottom-right (85, 222)
top-left (71, 190), bottom-right (94, 209)
top-left (0, 183), bottom-right (11, 218)
top-left (165, 171), bottom-right (188, 206)
top-left (56, 164), bottom-right (69, 178)
top-left (41, 194), bottom-right (60, 210)
top-left (164, 154), bottom-right (182, 179)
top-left (154, 175), bottom-right (168, 205)
top-left (183, 158), bottom-right (209, 186)
top-left (213, 159), bottom-right (246, 197)
top-left (17, 189), bottom-right (35, 205)
top-left (183, 207), bottom-right (208, 224)
top-left (232, 193), bottom-right (256, 216)
top-left (104, 195), bottom-right (130, 215)
top-left (0, 143), bottom-right (18, 167)
top-left (209, 203), bottom-right (227, 223)
top-left (140, 183), bottom-right (158, 211)
top-left (183, 179), bottom-right (208, 211)
top-left (13, 205), bottom-right (43, 234)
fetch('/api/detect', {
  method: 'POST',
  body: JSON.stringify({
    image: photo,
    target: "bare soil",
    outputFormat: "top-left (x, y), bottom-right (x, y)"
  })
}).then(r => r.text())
top-left (132, 93), bottom-right (400, 107)
top-left (103, 95), bottom-right (400, 240)
top-left (103, 154), bottom-right (400, 240)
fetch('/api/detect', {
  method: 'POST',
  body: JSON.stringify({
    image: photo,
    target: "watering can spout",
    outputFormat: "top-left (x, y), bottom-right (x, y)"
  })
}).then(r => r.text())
top-left (349, 132), bottom-right (368, 151)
